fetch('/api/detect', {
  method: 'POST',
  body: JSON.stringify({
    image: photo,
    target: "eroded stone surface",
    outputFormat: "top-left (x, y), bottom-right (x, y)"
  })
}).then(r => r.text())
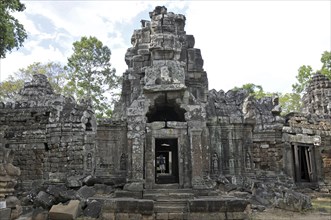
top-left (49, 200), bottom-right (80, 220)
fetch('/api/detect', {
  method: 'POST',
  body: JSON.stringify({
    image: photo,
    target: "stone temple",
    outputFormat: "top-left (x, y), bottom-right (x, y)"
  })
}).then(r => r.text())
top-left (0, 6), bottom-right (331, 220)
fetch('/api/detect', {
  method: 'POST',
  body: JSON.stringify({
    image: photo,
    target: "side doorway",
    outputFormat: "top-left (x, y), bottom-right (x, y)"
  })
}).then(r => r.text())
top-left (292, 144), bottom-right (316, 183)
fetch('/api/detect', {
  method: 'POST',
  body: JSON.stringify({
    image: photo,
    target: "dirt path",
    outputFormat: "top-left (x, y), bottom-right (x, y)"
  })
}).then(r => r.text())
top-left (250, 208), bottom-right (331, 220)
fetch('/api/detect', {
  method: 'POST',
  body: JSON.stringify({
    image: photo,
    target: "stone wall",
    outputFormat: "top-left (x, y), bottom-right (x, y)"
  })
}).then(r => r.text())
top-left (206, 89), bottom-right (284, 179)
top-left (0, 75), bottom-right (97, 190)
top-left (96, 119), bottom-right (127, 184)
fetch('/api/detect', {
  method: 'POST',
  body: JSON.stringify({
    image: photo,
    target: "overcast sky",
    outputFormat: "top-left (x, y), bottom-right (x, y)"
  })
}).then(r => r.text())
top-left (0, 1), bottom-right (330, 94)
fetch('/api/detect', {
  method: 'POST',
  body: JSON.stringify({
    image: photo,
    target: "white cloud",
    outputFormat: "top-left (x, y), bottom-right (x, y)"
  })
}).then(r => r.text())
top-left (1, 1), bottom-right (330, 95)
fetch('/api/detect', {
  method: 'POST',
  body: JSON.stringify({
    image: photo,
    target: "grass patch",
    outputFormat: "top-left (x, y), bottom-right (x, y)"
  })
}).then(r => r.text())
top-left (311, 197), bottom-right (331, 213)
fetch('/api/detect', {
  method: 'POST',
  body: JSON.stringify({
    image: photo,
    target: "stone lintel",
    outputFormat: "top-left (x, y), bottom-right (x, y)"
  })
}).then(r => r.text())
top-left (143, 84), bottom-right (187, 92)
top-left (282, 133), bottom-right (321, 145)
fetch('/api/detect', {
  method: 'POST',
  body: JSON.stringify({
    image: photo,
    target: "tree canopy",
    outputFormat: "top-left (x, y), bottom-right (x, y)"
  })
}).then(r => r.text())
top-left (66, 36), bottom-right (120, 118)
top-left (0, 62), bottom-right (68, 101)
top-left (292, 51), bottom-right (331, 94)
top-left (0, 0), bottom-right (27, 58)
top-left (233, 83), bottom-right (276, 99)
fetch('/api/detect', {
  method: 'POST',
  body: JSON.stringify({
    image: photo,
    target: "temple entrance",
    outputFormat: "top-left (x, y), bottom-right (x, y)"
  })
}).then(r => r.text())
top-left (155, 138), bottom-right (179, 184)
top-left (292, 144), bottom-right (316, 183)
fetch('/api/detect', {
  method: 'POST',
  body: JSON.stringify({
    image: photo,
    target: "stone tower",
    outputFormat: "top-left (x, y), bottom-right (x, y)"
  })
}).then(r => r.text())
top-left (302, 72), bottom-right (331, 115)
top-left (114, 6), bottom-right (210, 189)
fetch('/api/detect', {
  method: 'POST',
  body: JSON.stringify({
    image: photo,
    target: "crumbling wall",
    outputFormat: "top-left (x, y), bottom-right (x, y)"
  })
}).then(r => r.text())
top-left (96, 119), bottom-right (127, 184)
top-left (206, 89), bottom-right (286, 181)
top-left (206, 89), bottom-right (256, 178)
top-left (0, 74), bottom-right (97, 190)
top-left (282, 73), bottom-right (331, 187)
top-left (252, 97), bottom-right (284, 173)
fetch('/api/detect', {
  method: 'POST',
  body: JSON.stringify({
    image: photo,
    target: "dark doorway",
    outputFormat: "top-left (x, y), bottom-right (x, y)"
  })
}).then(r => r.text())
top-left (292, 144), bottom-right (315, 182)
top-left (155, 138), bottom-right (179, 184)
top-left (146, 94), bottom-right (186, 123)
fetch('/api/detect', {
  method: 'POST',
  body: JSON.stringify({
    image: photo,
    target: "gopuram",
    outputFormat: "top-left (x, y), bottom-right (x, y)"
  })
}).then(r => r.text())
top-left (0, 6), bottom-right (330, 220)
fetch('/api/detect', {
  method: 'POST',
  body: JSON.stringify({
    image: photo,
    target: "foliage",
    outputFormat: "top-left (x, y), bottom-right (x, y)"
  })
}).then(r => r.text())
top-left (291, 65), bottom-right (313, 94)
top-left (0, 79), bottom-right (22, 101)
top-left (66, 36), bottom-right (120, 118)
top-left (289, 51), bottom-right (331, 113)
top-left (279, 93), bottom-right (302, 115)
top-left (292, 51), bottom-right (331, 94)
top-left (0, 0), bottom-right (27, 58)
top-left (0, 62), bottom-right (68, 101)
top-left (233, 83), bottom-right (275, 99)
top-left (321, 51), bottom-right (331, 77)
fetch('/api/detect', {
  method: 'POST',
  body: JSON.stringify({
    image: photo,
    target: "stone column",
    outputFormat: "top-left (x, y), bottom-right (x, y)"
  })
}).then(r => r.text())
top-left (126, 98), bottom-right (146, 182)
top-left (190, 128), bottom-right (204, 189)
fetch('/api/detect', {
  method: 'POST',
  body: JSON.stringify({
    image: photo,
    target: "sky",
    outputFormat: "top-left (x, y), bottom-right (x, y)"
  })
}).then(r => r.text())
top-left (0, 0), bottom-right (330, 94)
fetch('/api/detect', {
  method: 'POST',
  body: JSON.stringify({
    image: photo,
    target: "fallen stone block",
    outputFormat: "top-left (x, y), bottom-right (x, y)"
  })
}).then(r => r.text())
top-left (32, 208), bottom-right (49, 220)
top-left (0, 208), bottom-right (11, 220)
top-left (49, 200), bottom-right (80, 220)
top-left (275, 190), bottom-right (312, 212)
top-left (83, 199), bottom-right (102, 218)
top-left (76, 186), bottom-right (96, 202)
top-left (35, 191), bottom-right (56, 209)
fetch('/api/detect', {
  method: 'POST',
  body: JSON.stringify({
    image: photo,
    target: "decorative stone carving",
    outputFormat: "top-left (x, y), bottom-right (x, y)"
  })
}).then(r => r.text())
top-left (243, 96), bottom-right (256, 124)
top-left (0, 148), bottom-right (21, 198)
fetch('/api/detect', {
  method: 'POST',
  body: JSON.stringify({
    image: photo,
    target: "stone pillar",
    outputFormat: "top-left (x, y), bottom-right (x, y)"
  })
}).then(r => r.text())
top-left (126, 98), bottom-right (146, 182)
top-left (190, 128), bottom-right (204, 188)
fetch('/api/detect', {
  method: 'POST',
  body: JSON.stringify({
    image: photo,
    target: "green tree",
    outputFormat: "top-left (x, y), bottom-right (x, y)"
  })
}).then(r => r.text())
top-left (0, 62), bottom-right (68, 101)
top-left (287, 51), bottom-right (331, 114)
top-left (321, 51), bottom-right (331, 77)
top-left (233, 83), bottom-right (275, 99)
top-left (66, 36), bottom-right (120, 118)
top-left (0, 0), bottom-right (27, 58)
top-left (279, 93), bottom-right (302, 115)
top-left (291, 65), bottom-right (313, 94)
top-left (292, 51), bottom-right (331, 94)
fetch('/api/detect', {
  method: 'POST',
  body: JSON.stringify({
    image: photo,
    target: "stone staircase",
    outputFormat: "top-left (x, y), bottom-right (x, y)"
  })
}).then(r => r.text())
top-left (143, 188), bottom-right (194, 201)
top-left (154, 199), bottom-right (188, 213)
top-left (94, 185), bottom-right (249, 219)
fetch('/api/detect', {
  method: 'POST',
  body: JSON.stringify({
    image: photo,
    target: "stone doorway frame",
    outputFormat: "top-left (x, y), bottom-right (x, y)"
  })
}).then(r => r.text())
top-left (145, 123), bottom-right (188, 189)
top-left (155, 138), bottom-right (179, 184)
top-left (292, 143), bottom-right (317, 183)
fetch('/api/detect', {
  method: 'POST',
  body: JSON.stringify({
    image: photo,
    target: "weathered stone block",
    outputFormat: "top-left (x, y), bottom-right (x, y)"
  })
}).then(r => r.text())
top-left (274, 190), bottom-right (311, 212)
top-left (156, 212), bottom-right (168, 220)
top-left (35, 191), bottom-right (56, 209)
top-left (49, 200), bottom-right (80, 220)
top-left (10, 205), bottom-right (22, 219)
top-left (66, 176), bottom-right (82, 188)
top-left (152, 50), bottom-right (174, 60)
top-left (128, 213), bottom-right (143, 220)
top-left (137, 200), bottom-right (154, 215)
top-left (115, 213), bottom-right (129, 220)
top-left (123, 182), bottom-right (144, 191)
top-left (101, 212), bottom-right (115, 220)
top-left (31, 208), bottom-right (49, 220)
top-left (0, 208), bottom-right (11, 220)
top-left (114, 190), bottom-right (143, 199)
top-left (83, 199), bottom-right (102, 218)
top-left (5, 196), bottom-right (20, 208)
top-left (188, 200), bottom-right (208, 212)
top-left (76, 186), bottom-right (96, 202)
top-left (185, 35), bottom-right (195, 48)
